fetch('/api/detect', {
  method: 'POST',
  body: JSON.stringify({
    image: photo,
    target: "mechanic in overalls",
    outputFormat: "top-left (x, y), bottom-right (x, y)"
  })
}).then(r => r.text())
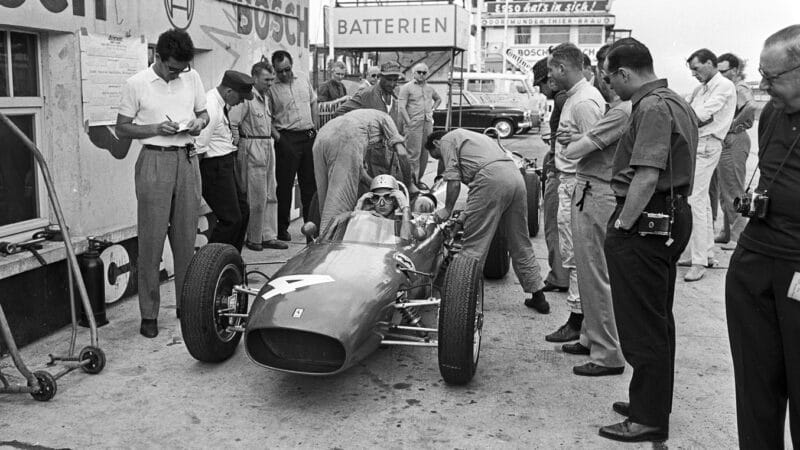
top-left (313, 109), bottom-right (413, 232)
top-left (424, 129), bottom-right (550, 313)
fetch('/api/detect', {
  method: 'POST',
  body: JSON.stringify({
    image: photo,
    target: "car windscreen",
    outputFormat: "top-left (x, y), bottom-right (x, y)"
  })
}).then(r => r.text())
top-left (322, 212), bottom-right (401, 246)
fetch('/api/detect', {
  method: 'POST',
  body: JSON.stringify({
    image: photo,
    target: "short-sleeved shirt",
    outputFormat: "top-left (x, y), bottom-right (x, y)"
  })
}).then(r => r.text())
top-left (267, 73), bottom-right (317, 131)
top-left (578, 100), bottom-right (632, 184)
top-left (195, 88), bottom-right (237, 157)
top-left (738, 102), bottom-right (800, 261)
top-left (118, 66), bottom-right (206, 147)
top-left (229, 90), bottom-right (272, 143)
top-left (399, 80), bottom-right (441, 122)
top-left (556, 78), bottom-right (606, 173)
top-left (729, 80), bottom-right (756, 134)
top-left (611, 79), bottom-right (699, 198)
top-left (440, 129), bottom-right (512, 186)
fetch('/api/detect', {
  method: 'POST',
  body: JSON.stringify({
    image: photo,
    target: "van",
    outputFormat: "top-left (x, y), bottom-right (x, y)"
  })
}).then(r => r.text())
top-left (456, 72), bottom-right (542, 114)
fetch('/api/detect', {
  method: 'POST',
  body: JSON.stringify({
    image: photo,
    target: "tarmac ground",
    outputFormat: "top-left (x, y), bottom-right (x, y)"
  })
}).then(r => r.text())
top-left (0, 129), bottom-right (793, 449)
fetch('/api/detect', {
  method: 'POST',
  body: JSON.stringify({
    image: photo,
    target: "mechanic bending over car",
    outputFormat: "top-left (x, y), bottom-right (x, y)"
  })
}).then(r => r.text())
top-left (313, 109), bottom-right (416, 233)
top-left (425, 129), bottom-right (551, 314)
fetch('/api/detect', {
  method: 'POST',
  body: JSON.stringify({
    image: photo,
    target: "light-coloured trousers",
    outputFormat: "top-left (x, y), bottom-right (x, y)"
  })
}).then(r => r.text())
top-left (404, 119), bottom-right (433, 181)
top-left (687, 136), bottom-right (722, 265)
top-left (544, 170), bottom-right (568, 287)
top-left (572, 178), bottom-right (624, 367)
top-left (238, 138), bottom-right (278, 242)
top-left (461, 161), bottom-right (544, 294)
top-left (715, 132), bottom-right (750, 241)
top-left (135, 148), bottom-right (201, 320)
top-left (557, 173), bottom-right (581, 313)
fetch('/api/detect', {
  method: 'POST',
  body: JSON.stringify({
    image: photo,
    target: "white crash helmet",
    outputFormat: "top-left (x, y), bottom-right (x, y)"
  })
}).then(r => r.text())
top-left (370, 174), bottom-right (399, 192)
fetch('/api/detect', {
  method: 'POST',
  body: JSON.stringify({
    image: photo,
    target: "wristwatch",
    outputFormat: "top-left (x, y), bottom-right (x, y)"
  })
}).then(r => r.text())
top-left (614, 219), bottom-right (624, 230)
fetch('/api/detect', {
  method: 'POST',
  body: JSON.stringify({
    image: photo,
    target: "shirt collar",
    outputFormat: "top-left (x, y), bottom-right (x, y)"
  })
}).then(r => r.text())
top-left (631, 79), bottom-right (669, 107)
top-left (703, 71), bottom-right (724, 89)
top-left (147, 65), bottom-right (163, 83)
top-left (566, 77), bottom-right (589, 97)
top-left (211, 88), bottom-right (226, 110)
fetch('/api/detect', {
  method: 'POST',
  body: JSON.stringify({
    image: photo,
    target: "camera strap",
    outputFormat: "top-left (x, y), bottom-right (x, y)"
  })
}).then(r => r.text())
top-left (742, 104), bottom-right (800, 195)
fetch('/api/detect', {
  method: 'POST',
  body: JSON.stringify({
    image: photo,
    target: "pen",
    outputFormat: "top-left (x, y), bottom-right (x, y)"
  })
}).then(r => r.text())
top-left (165, 115), bottom-right (174, 122)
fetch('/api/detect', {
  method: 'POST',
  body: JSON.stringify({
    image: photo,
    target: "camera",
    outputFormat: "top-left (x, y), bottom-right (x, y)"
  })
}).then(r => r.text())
top-left (734, 191), bottom-right (769, 219)
top-left (637, 212), bottom-right (671, 237)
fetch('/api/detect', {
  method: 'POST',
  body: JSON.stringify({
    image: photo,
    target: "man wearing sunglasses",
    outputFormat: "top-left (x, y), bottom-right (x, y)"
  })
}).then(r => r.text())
top-left (681, 48), bottom-right (737, 282)
top-left (399, 63), bottom-right (442, 184)
top-left (726, 24), bottom-right (800, 449)
top-left (116, 29), bottom-right (209, 338)
top-left (359, 66), bottom-right (381, 91)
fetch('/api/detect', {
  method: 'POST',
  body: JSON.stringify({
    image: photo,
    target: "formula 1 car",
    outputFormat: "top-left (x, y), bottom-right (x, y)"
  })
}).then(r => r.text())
top-left (179, 190), bottom-right (485, 385)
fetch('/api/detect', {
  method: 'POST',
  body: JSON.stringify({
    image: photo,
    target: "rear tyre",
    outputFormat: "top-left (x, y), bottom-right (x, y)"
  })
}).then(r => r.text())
top-left (493, 119), bottom-right (514, 139)
top-left (438, 255), bottom-right (484, 385)
top-left (523, 169), bottom-right (541, 237)
top-left (483, 231), bottom-right (510, 279)
top-left (181, 244), bottom-right (246, 363)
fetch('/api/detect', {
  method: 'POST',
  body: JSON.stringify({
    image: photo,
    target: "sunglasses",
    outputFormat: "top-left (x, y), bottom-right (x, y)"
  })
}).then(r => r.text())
top-left (333, 72), bottom-right (346, 76)
top-left (602, 68), bottom-right (621, 85)
top-left (167, 63), bottom-right (191, 74)
top-left (369, 74), bottom-right (379, 78)
top-left (275, 67), bottom-right (292, 74)
top-left (416, 71), bottom-right (428, 75)
top-left (759, 63), bottom-right (800, 85)
top-left (719, 67), bottom-right (733, 74)
top-left (372, 192), bottom-right (394, 203)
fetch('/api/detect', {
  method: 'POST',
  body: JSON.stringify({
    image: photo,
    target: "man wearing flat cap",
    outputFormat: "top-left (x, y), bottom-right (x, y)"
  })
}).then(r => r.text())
top-left (196, 69), bottom-right (255, 252)
top-left (334, 61), bottom-right (414, 193)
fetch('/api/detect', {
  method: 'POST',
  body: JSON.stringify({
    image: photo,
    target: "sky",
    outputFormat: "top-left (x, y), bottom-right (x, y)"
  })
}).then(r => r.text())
top-left (310, 0), bottom-right (800, 94)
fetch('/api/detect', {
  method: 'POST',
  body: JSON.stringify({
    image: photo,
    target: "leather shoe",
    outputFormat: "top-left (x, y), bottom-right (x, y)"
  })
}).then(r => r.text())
top-left (573, 362), bottom-right (624, 376)
top-left (277, 230), bottom-right (291, 242)
top-left (562, 342), bottom-right (590, 355)
top-left (245, 241), bottom-right (263, 251)
top-left (140, 319), bottom-right (158, 338)
top-left (545, 322), bottom-right (579, 342)
top-left (684, 265), bottom-right (706, 282)
top-left (599, 419), bottom-right (668, 442)
top-left (542, 282), bottom-right (568, 292)
top-left (263, 239), bottom-right (289, 250)
top-left (678, 257), bottom-right (717, 268)
top-left (524, 289), bottom-right (550, 314)
top-left (613, 401), bottom-right (630, 417)
top-left (714, 233), bottom-right (730, 244)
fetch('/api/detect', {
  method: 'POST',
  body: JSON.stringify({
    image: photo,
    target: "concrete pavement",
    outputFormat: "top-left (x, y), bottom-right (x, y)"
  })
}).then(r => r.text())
top-left (0, 132), bottom-right (788, 449)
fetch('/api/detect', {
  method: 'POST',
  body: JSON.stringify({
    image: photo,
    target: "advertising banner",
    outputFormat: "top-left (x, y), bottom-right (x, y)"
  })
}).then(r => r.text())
top-left (485, 0), bottom-right (610, 15)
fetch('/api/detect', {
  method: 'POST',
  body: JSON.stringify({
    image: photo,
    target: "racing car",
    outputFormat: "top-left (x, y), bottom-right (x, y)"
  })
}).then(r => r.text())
top-left (178, 128), bottom-right (541, 385)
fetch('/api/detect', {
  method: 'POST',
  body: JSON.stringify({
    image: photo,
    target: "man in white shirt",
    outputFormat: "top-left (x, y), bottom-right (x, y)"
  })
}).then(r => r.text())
top-left (115, 29), bottom-right (209, 338)
top-left (682, 49), bottom-right (737, 281)
top-left (196, 70), bottom-right (255, 253)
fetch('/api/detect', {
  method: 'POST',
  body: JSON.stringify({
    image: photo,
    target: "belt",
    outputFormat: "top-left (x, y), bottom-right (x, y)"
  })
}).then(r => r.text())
top-left (278, 129), bottom-right (316, 138)
top-left (240, 135), bottom-right (271, 139)
top-left (143, 144), bottom-right (189, 152)
top-left (616, 192), bottom-right (688, 211)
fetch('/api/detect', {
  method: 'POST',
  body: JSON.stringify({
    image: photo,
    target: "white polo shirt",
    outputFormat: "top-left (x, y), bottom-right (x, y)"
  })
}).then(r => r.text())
top-left (195, 88), bottom-right (237, 158)
top-left (118, 66), bottom-right (206, 147)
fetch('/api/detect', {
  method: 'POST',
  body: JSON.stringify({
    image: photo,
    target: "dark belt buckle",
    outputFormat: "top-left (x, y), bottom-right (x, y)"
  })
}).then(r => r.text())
top-left (307, 129), bottom-right (316, 139)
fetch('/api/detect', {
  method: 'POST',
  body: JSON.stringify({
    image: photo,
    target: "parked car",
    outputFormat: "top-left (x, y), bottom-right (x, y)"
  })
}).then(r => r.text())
top-left (432, 90), bottom-right (535, 139)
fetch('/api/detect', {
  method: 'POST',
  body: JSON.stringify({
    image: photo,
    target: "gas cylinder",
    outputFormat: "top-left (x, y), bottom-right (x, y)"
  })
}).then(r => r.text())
top-left (78, 239), bottom-right (109, 327)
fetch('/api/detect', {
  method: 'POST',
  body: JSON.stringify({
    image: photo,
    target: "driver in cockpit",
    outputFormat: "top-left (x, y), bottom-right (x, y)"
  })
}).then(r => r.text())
top-left (355, 174), bottom-right (414, 241)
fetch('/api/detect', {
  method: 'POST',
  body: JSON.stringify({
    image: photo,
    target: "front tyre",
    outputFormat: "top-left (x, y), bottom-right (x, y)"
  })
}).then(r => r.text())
top-left (180, 244), bottom-right (246, 363)
top-left (438, 255), bottom-right (484, 385)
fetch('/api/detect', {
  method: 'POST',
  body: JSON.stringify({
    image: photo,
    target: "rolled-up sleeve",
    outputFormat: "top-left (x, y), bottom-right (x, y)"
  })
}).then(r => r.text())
top-left (440, 137), bottom-right (462, 182)
top-left (379, 114), bottom-right (405, 147)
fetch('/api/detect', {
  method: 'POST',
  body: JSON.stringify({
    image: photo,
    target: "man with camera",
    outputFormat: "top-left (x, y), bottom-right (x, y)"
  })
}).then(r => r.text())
top-left (598, 38), bottom-right (697, 442)
top-left (725, 24), bottom-right (800, 449)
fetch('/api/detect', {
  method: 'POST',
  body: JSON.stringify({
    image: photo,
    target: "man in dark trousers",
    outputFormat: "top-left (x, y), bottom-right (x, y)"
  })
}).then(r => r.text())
top-left (726, 24), bottom-right (800, 449)
top-left (196, 71), bottom-right (255, 253)
top-left (268, 50), bottom-right (318, 242)
top-left (598, 38), bottom-right (697, 442)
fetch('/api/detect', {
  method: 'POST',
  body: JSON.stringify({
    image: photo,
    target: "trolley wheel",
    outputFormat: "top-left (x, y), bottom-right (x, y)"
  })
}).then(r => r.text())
top-left (30, 370), bottom-right (57, 401)
top-left (79, 346), bottom-right (106, 374)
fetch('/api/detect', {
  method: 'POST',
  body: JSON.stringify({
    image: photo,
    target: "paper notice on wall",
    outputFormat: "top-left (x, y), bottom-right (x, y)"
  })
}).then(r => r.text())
top-left (79, 31), bottom-right (148, 126)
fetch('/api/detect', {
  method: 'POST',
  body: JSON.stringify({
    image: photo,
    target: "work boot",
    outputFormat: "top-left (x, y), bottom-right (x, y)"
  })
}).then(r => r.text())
top-left (277, 230), bottom-right (292, 242)
top-left (524, 289), bottom-right (550, 314)
top-left (546, 321), bottom-right (580, 342)
top-left (140, 319), bottom-right (158, 338)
